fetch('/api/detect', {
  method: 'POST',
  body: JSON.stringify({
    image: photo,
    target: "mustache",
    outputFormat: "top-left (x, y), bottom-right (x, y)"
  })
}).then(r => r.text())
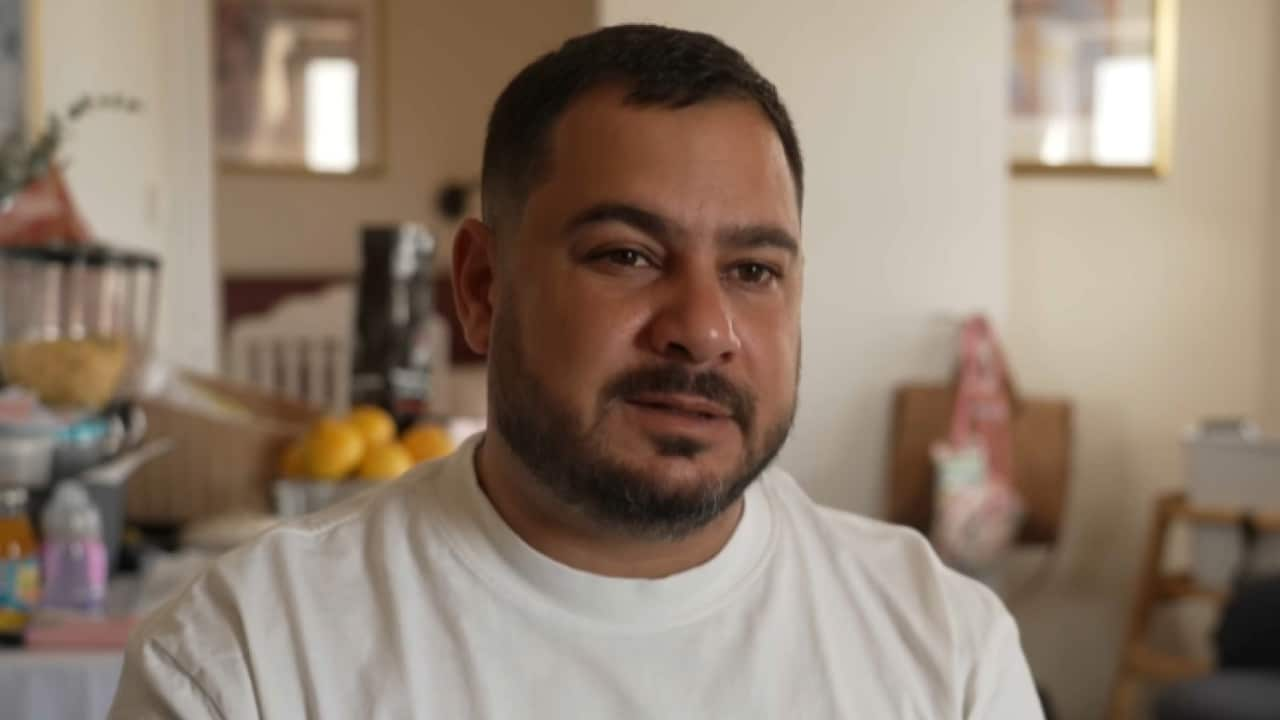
top-left (602, 365), bottom-right (755, 433)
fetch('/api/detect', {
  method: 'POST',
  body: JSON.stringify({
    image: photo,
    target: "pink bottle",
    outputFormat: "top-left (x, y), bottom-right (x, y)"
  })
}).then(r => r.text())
top-left (40, 481), bottom-right (107, 613)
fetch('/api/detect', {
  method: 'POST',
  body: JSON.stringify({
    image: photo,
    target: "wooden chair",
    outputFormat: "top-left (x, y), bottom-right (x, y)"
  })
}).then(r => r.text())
top-left (886, 383), bottom-right (1073, 545)
top-left (1107, 493), bottom-right (1280, 720)
top-left (223, 283), bottom-right (453, 415)
top-left (224, 284), bottom-right (356, 413)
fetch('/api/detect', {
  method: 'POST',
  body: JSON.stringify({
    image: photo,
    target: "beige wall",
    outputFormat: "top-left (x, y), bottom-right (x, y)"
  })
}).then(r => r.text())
top-left (39, 0), bottom-right (218, 371)
top-left (1007, 2), bottom-right (1280, 718)
top-left (217, 0), bottom-right (595, 275)
top-left (597, 0), bottom-right (1010, 514)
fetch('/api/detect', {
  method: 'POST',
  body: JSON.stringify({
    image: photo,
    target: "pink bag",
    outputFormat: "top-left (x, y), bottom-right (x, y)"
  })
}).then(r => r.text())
top-left (930, 316), bottom-right (1024, 573)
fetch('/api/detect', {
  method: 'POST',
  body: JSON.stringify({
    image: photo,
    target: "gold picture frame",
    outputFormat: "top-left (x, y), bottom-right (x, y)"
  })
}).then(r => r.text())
top-left (1010, 0), bottom-right (1178, 177)
top-left (213, 0), bottom-right (387, 177)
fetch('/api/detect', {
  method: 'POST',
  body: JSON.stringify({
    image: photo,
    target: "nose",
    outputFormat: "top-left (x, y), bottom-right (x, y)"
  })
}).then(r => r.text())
top-left (646, 269), bottom-right (741, 366)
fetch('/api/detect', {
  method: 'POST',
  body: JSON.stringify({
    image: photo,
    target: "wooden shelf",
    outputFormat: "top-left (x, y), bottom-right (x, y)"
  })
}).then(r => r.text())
top-left (1154, 572), bottom-right (1227, 605)
top-left (1107, 492), bottom-right (1269, 720)
top-left (1173, 504), bottom-right (1280, 532)
top-left (1125, 644), bottom-right (1212, 681)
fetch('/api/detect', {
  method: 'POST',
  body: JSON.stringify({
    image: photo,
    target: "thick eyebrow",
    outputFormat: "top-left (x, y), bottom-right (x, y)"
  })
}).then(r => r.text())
top-left (719, 225), bottom-right (800, 258)
top-left (563, 202), bottom-right (673, 240)
top-left (563, 201), bottom-right (799, 257)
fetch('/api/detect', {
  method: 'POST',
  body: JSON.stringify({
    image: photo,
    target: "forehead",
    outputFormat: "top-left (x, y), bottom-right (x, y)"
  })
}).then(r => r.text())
top-left (522, 86), bottom-right (801, 240)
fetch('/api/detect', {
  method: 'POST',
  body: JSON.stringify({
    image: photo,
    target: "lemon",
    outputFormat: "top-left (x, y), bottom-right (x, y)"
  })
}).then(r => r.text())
top-left (358, 443), bottom-right (415, 481)
top-left (347, 405), bottom-right (397, 448)
top-left (401, 424), bottom-right (454, 463)
top-left (305, 418), bottom-right (367, 481)
top-left (278, 437), bottom-right (308, 477)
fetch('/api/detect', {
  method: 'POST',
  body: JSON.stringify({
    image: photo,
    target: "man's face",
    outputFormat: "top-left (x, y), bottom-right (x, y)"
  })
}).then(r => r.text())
top-left (489, 86), bottom-right (803, 538)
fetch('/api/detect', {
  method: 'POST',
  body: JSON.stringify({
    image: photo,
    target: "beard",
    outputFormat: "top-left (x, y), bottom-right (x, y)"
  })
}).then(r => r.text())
top-left (488, 310), bottom-right (796, 541)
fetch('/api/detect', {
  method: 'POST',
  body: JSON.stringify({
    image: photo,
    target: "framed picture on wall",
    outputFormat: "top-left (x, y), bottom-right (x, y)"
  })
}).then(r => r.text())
top-left (214, 0), bottom-right (385, 175)
top-left (1010, 0), bottom-right (1178, 176)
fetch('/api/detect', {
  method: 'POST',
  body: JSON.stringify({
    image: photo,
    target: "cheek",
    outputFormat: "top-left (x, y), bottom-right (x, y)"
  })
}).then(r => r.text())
top-left (737, 309), bottom-right (800, 408)
top-left (517, 275), bottom-right (650, 406)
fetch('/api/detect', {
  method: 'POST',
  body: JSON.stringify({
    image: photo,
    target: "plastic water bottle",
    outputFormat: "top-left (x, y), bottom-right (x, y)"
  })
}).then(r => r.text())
top-left (40, 481), bottom-right (107, 613)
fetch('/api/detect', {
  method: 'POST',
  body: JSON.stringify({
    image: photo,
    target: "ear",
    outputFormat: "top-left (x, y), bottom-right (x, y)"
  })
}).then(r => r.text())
top-left (451, 218), bottom-right (498, 356)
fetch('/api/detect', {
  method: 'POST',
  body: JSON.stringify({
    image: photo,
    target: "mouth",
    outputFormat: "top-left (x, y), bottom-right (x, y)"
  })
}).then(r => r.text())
top-left (624, 393), bottom-right (734, 421)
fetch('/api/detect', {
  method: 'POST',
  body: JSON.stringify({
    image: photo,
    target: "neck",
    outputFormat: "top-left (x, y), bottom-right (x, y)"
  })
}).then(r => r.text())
top-left (474, 432), bottom-right (744, 579)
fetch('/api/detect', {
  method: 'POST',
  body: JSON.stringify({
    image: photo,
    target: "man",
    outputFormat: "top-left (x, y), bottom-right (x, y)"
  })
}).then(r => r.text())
top-left (111, 24), bottom-right (1043, 718)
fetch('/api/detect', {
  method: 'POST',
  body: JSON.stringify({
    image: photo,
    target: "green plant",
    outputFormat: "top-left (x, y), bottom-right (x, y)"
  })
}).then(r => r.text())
top-left (0, 93), bottom-right (142, 199)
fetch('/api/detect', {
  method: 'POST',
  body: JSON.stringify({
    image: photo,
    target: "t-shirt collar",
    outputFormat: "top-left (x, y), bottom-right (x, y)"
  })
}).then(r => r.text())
top-left (428, 433), bottom-right (776, 629)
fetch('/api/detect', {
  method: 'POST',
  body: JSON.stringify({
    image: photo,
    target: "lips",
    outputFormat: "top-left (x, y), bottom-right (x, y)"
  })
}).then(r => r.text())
top-left (625, 392), bottom-right (733, 420)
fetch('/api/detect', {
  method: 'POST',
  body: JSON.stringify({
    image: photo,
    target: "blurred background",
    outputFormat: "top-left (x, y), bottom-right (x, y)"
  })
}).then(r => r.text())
top-left (2, 1), bottom-right (1279, 719)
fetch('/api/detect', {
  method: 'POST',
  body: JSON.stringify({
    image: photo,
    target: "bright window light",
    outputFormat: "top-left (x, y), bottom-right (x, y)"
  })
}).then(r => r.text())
top-left (1038, 120), bottom-right (1071, 166)
top-left (1092, 56), bottom-right (1154, 165)
top-left (304, 58), bottom-right (359, 173)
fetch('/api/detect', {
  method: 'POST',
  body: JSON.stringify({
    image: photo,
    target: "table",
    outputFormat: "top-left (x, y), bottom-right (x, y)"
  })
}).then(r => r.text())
top-left (0, 574), bottom-right (159, 720)
top-left (0, 648), bottom-right (123, 720)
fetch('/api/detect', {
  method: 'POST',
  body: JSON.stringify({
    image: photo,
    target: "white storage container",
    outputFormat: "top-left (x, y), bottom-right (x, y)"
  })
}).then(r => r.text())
top-left (1185, 425), bottom-right (1280, 590)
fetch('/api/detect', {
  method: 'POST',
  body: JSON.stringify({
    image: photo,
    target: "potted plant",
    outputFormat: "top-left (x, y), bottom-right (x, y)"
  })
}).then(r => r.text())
top-left (0, 93), bottom-right (141, 246)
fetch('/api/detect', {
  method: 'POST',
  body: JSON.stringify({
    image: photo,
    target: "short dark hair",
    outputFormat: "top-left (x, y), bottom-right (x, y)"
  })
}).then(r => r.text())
top-left (481, 24), bottom-right (804, 235)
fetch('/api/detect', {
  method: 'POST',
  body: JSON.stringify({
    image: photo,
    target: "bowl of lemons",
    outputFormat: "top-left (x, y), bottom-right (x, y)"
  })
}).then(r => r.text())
top-left (274, 404), bottom-right (455, 517)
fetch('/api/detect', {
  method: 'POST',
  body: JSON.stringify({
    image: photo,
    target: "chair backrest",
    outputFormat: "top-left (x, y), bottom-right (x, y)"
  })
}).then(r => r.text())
top-left (887, 383), bottom-right (1073, 546)
top-left (224, 284), bottom-right (355, 414)
top-left (222, 283), bottom-right (453, 416)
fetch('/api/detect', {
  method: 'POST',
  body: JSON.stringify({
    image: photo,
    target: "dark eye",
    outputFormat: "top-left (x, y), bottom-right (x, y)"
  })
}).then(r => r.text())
top-left (599, 248), bottom-right (654, 268)
top-left (730, 262), bottom-right (779, 286)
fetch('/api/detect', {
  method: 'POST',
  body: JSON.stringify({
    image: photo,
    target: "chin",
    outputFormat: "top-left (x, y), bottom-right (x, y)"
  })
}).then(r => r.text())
top-left (611, 436), bottom-right (743, 491)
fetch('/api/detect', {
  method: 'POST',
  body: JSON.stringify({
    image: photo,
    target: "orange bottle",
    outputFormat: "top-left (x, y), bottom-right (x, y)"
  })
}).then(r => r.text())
top-left (0, 488), bottom-right (40, 642)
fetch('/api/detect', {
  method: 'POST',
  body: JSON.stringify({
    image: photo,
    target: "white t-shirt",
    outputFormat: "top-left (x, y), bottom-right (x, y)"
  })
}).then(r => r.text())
top-left (109, 435), bottom-right (1043, 719)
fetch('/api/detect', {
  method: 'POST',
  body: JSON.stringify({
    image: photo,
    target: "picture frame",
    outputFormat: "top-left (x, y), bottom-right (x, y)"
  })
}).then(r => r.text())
top-left (1010, 0), bottom-right (1178, 176)
top-left (214, 0), bottom-right (386, 176)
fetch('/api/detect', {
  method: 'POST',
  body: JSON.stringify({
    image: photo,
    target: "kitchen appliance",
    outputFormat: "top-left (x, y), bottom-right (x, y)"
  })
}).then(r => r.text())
top-left (0, 245), bottom-right (160, 412)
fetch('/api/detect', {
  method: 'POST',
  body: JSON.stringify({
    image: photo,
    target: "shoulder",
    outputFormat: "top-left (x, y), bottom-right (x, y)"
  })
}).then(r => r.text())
top-left (122, 455), bottom-right (455, 690)
top-left (761, 467), bottom-right (1012, 655)
top-left (176, 457), bottom-right (440, 596)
